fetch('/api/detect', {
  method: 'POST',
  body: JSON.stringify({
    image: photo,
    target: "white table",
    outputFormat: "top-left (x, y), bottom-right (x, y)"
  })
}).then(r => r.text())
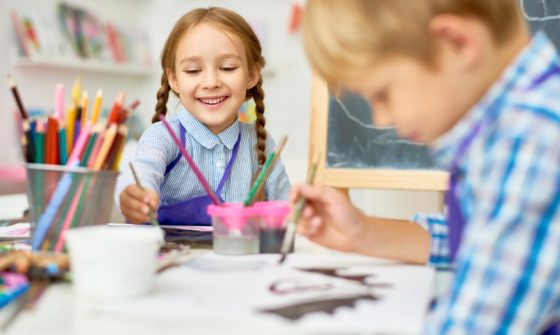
top-left (3, 238), bottom-right (447, 335)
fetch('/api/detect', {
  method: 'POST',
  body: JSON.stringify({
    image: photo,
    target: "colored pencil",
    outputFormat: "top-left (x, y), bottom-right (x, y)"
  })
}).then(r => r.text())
top-left (7, 75), bottom-right (35, 162)
top-left (80, 91), bottom-right (88, 129)
top-left (45, 117), bottom-right (59, 165)
top-left (58, 122), bottom-right (68, 165)
top-left (92, 124), bottom-right (117, 170)
top-left (90, 89), bottom-right (102, 124)
top-left (279, 153), bottom-right (321, 264)
top-left (129, 162), bottom-right (159, 226)
top-left (107, 92), bottom-right (125, 125)
top-left (66, 106), bottom-right (76, 155)
top-left (6, 74), bottom-right (28, 120)
top-left (54, 83), bottom-right (64, 120)
top-left (34, 121), bottom-right (45, 164)
top-left (243, 136), bottom-right (288, 206)
top-left (159, 115), bottom-right (221, 205)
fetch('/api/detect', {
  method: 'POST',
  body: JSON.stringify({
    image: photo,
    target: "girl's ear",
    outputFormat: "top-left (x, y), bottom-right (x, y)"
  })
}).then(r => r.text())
top-left (247, 67), bottom-right (261, 90)
top-left (166, 69), bottom-right (179, 93)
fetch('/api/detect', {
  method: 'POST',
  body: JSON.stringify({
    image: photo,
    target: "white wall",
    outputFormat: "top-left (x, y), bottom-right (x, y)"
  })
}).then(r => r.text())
top-left (1, 0), bottom-right (441, 218)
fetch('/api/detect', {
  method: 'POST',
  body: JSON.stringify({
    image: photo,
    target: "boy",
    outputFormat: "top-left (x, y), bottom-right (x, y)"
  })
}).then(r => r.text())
top-left (296, 0), bottom-right (560, 333)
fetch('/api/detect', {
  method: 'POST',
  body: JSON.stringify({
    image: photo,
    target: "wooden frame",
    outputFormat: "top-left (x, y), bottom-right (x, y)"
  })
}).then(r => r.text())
top-left (309, 75), bottom-right (449, 192)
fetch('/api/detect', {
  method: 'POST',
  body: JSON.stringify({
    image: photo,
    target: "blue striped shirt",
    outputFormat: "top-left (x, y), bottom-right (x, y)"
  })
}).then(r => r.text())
top-left (115, 107), bottom-right (291, 209)
top-left (413, 32), bottom-right (560, 334)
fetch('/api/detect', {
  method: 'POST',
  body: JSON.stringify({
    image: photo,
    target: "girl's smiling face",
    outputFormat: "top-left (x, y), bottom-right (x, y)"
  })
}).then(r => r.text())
top-left (168, 22), bottom-right (259, 134)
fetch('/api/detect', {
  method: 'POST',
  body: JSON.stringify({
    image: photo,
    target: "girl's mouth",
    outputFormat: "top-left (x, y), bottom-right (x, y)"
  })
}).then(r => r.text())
top-left (198, 96), bottom-right (228, 105)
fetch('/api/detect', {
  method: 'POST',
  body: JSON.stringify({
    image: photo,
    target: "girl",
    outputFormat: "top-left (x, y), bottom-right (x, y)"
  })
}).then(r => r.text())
top-left (116, 7), bottom-right (290, 225)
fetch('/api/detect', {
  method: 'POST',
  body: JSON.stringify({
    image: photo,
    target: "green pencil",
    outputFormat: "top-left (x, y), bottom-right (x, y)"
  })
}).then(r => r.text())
top-left (243, 136), bottom-right (288, 206)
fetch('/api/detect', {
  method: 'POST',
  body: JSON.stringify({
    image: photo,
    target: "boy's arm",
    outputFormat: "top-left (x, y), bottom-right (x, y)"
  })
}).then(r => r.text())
top-left (411, 213), bottom-right (451, 269)
top-left (294, 184), bottom-right (431, 264)
top-left (427, 137), bottom-right (560, 334)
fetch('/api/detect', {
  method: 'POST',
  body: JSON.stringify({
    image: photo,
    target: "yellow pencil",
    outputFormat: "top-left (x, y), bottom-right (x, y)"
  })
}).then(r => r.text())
top-left (66, 106), bottom-right (76, 154)
top-left (91, 89), bottom-right (103, 125)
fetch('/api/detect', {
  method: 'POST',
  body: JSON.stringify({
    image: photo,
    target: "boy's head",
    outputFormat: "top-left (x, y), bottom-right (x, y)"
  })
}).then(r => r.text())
top-left (303, 0), bottom-right (528, 143)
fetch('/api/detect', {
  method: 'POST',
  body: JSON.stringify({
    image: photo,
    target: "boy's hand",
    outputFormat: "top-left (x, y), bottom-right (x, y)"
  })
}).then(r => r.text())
top-left (119, 185), bottom-right (159, 224)
top-left (290, 184), bottom-right (365, 253)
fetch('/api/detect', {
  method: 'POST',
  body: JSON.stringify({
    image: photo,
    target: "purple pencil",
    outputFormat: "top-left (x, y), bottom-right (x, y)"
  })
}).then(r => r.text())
top-left (159, 115), bottom-right (221, 205)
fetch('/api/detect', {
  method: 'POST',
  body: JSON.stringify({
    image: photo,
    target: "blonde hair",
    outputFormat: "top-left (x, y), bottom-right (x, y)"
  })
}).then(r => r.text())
top-left (303, 0), bottom-right (523, 86)
top-left (153, 7), bottom-right (269, 168)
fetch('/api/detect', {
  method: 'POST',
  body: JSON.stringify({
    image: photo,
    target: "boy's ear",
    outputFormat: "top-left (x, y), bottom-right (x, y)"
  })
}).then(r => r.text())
top-left (166, 69), bottom-right (179, 93)
top-left (428, 14), bottom-right (483, 70)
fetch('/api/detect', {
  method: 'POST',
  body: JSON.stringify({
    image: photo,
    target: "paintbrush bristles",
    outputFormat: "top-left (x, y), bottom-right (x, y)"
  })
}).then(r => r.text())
top-left (278, 153), bottom-right (321, 264)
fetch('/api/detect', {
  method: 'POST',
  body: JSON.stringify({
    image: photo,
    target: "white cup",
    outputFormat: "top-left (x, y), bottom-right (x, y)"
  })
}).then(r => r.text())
top-left (66, 225), bottom-right (164, 299)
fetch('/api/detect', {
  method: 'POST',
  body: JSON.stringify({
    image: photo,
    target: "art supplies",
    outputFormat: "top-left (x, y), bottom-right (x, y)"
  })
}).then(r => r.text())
top-left (0, 273), bottom-right (29, 309)
top-left (159, 115), bottom-right (221, 205)
top-left (6, 79), bottom-right (138, 253)
top-left (279, 154), bottom-right (321, 264)
top-left (6, 75), bottom-right (34, 162)
top-left (129, 162), bottom-right (159, 226)
top-left (244, 136), bottom-right (288, 206)
top-left (207, 204), bottom-right (260, 255)
top-left (254, 201), bottom-right (291, 253)
top-left (90, 89), bottom-right (102, 124)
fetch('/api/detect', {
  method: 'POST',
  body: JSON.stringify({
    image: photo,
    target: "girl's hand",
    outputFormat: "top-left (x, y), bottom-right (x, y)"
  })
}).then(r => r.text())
top-left (119, 185), bottom-right (160, 224)
top-left (290, 184), bottom-right (366, 253)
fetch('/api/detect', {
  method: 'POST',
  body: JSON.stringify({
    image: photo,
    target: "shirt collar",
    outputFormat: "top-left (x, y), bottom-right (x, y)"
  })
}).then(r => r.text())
top-left (432, 32), bottom-right (556, 169)
top-left (178, 106), bottom-right (240, 150)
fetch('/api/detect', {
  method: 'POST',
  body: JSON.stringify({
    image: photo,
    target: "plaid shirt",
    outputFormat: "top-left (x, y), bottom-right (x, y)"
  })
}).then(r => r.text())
top-left (412, 32), bottom-right (560, 334)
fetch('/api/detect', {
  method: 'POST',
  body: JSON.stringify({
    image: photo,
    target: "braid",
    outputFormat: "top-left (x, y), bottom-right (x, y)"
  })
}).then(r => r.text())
top-left (252, 78), bottom-right (267, 168)
top-left (152, 73), bottom-right (171, 124)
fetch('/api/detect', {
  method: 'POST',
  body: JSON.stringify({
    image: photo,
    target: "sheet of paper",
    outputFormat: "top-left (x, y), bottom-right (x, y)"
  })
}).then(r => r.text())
top-left (80, 253), bottom-right (434, 334)
top-left (0, 194), bottom-right (28, 221)
top-left (0, 222), bottom-right (30, 241)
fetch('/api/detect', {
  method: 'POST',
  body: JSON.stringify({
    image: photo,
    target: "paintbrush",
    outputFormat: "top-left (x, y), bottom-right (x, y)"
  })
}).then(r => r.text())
top-left (159, 115), bottom-right (221, 205)
top-left (129, 162), bottom-right (159, 226)
top-left (278, 153), bottom-right (321, 264)
top-left (243, 135), bottom-right (288, 206)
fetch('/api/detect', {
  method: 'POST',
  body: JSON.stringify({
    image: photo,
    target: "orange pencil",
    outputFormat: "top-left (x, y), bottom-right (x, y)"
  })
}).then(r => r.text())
top-left (92, 124), bottom-right (117, 170)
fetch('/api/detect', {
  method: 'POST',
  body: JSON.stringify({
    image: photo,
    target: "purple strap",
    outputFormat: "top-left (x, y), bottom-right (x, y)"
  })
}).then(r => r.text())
top-left (164, 123), bottom-right (241, 197)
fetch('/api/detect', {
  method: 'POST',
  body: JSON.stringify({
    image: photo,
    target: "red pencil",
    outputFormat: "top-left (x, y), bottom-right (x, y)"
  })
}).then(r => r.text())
top-left (45, 117), bottom-right (59, 165)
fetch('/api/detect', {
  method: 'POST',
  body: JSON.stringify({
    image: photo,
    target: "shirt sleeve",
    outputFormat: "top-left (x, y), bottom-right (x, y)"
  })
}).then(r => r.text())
top-left (114, 122), bottom-right (177, 208)
top-left (410, 212), bottom-right (451, 269)
top-left (427, 136), bottom-right (560, 334)
top-left (263, 133), bottom-right (291, 201)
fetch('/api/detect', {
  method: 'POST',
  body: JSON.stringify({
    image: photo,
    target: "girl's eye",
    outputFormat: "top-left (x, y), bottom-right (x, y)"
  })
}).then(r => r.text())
top-left (184, 69), bottom-right (201, 74)
top-left (221, 67), bottom-right (237, 72)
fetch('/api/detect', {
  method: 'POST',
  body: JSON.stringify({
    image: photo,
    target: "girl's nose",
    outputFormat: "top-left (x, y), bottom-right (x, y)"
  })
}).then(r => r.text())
top-left (202, 70), bottom-right (221, 89)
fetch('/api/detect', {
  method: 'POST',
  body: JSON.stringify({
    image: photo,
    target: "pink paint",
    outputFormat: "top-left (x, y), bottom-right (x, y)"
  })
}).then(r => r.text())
top-left (254, 201), bottom-right (290, 229)
top-left (207, 203), bottom-right (257, 230)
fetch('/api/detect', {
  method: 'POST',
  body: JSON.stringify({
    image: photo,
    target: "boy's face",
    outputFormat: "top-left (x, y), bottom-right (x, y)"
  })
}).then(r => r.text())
top-left (168, 23), bottom-right (258, 134)
top-left (344, 56), bottom-right (473, 144)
